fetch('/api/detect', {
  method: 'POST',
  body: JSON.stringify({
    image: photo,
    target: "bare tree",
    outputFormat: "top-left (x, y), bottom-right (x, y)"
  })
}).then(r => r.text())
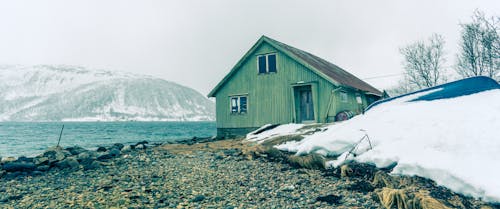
top-left (456, 10), bottom-right (499, 81)
top-left (386, 79), bottom-right (417, 97)
top-left (400, 34), bottom-right (447, 89)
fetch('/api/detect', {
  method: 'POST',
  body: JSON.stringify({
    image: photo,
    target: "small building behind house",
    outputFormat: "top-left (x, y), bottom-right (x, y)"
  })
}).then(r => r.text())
top-left (208, 36), bottom-right (382, 138)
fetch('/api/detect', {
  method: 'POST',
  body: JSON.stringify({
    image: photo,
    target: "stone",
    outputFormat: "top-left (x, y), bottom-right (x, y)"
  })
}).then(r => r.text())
top-left (2, 162), bottom-right (36, 172)
top-left (112, 143), bottom-right (124, 151)
top-left (280, 184), bottom-right (295, 192)
top-left (347, 180), bottom-right (374, 193)
top-left (34, 157), bottom-right (49, 166)
top-left (223, 149), bottom-right (241, 157)
top-left (135, 144), bottom-right (146, 149)
top-left (31, 171), bottom-right (44, 176)
top-left (65, 146), bottom-right (87, 156)
top-left (1, 157), bottom-right (17, 163)
top-left (2, 171), bottom-right (23, 179)
top-left (77, 151), bottom-right (96, 165)
top-left (83, 161), bottom-right (100, 170)
top-left (316, 194), bottom-right (342, 205)
top-left (97, 149), bottom-right (120, 161)
top-left (43, 148), bottom-right (68, 164)
top-left (55, 157), bottom-right (80, 169)
top-left (17, 156), bottom-right (33, 163)
top-left (191, 195), bottom-right (205, 202)
top-left (96, 147), bottom-right (107, 152)
top-left (108, 148), bottom-right (121, 157)
top-left (121, 145), bottom-right (132, 152)
top-left (135, 140), bottom-right (149, 146)
top-left (214, 152), bottom-right (225, 160)
top-left (54, 151), bottom-right (66, 161)
top-left (37, 165), bottom-right (50, 171)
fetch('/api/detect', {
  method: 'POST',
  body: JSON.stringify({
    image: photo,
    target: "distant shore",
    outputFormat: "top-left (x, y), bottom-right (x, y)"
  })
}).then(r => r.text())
top-left (1, 138), bottom-right (497, 208)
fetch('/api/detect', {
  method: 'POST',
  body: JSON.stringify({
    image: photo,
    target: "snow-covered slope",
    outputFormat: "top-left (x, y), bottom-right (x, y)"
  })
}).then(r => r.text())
top-left (249, 77), bottom-right (500, 202)
top-left (0, 65), bottom-right (214, 121)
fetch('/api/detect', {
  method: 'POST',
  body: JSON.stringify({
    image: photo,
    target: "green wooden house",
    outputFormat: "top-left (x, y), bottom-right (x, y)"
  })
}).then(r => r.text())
top-left (208, 36), bottom-right (382, 138)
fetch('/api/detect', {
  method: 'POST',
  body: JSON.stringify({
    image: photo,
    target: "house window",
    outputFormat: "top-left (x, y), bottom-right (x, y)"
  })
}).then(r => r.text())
top-left (230, 96), bottom-right (248, 114)
top-left (356, 94), bottom-right (363, 104)
top-left (257, 53), bottom-right (277, 74)
top-left (340, 91), bottom-right (348, 102)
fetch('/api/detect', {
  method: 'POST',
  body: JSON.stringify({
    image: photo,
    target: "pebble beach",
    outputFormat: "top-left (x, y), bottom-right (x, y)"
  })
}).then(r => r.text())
top-left (0, 139), bottom-right (497, 209)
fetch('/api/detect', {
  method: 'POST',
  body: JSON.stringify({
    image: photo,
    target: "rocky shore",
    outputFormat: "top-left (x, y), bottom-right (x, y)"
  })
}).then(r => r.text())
top-left (0, 138), bottom-right (498, 208)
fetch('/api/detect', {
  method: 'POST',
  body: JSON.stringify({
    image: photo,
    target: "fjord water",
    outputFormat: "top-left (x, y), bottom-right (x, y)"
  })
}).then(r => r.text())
top-left (0, 122), bottom-right (216, 158)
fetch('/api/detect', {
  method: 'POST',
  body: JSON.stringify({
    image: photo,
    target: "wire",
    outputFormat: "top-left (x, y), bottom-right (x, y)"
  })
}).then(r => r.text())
top-left (362, 73), bottom-right (405, 80)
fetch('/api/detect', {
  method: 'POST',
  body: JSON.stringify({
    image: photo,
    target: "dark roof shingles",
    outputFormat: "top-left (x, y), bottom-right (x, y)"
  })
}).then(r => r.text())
top-left (267, 37), bottom-right (382, 95)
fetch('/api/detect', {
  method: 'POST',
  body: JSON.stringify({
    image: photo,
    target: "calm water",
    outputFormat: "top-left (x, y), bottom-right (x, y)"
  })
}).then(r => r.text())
top-left (0, 122), bottom-right (216, 158)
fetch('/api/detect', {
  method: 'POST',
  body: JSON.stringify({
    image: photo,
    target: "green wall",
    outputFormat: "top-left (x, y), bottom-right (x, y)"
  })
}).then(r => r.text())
top-left (213, 42), bottom-right (371, 129)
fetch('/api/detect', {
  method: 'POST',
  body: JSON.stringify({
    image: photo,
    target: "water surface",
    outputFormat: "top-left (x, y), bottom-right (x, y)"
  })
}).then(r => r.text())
top-left (0, 122), bottom-right (216, 157)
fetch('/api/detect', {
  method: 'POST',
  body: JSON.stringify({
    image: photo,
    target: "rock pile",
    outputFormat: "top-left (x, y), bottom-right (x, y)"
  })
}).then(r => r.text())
top-left (0, 141), bottom-right (151, 179)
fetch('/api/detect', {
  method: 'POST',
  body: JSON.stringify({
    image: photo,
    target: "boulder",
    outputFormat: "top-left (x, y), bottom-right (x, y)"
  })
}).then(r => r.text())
top-left (135, 140), bottom-right (149, 146)
top-left (135, 144), bottom-right (146, 149)
top-left (65, 146), bottom-right (87, 156)
top-left (111, 143), bottom-right (124, 151)
top-left (55, 157), bottom-right (80, 169)
top-left (96, 147), bottom-right (107, 152)
top-left (121, 145), bottom-right (132, 152)
top-left (33, 157), bottom-right (49, 166)
top-left (2, 162), bottom-right (36, 172)
top-left (43, 147), bottom-right (69, 164)
top-left (77, 151), bottom-right (96, 166)
top-left (1, 157), bottom-right (17, 163)
top-left (97, 149), bottom-right (120, 161)
top-left (316, 194), bottom-right (342, 205)
top-left (17, 156), bottom-right (33, 163)
top-left (83, 161), bottom-right (100, 170)
top-left (191, 195), bottom-right (206, 202)
top-left (108, 148), bottom-right (121, 157)
top-left (37, 165), bottom-right (50, 171)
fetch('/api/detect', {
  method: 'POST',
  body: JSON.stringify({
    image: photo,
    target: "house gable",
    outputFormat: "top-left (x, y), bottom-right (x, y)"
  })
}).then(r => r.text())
top-left (208, 35), bottom-right (381, 97)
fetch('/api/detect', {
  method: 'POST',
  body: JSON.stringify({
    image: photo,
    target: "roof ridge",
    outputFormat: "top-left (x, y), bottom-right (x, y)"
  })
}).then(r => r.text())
top-left (262, 36), bottom-right (381, 95)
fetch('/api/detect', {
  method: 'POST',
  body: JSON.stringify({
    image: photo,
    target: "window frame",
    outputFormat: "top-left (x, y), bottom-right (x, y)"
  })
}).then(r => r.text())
top-left (229, 95), bottom-right (248, 114)
top-left (257, 53), bottom-right (278, 74)
top-left (340, 91), bottom-right (348, 103)
top-left (355, 93), bottom-right (363, 104)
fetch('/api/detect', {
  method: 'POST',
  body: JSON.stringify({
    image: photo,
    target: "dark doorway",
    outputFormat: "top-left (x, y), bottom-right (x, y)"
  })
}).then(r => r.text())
top-left (297, 86), bottom-right (314, 122)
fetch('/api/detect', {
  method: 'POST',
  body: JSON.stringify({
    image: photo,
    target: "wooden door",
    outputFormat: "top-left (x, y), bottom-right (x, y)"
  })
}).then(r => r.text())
top-left (300, 89), bottom-right (314, 122)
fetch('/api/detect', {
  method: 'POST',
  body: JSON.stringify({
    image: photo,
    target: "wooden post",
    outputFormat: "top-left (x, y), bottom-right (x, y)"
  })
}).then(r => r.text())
top-left (57, 125), bottom-right (64, 147)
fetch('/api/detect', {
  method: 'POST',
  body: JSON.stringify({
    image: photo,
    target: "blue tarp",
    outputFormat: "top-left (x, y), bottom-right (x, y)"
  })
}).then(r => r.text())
top-left (365, 76), bottom-right (500, 112)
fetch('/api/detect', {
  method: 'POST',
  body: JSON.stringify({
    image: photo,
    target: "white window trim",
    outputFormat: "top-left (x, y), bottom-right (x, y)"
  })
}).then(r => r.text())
top-left (229, 95), bottom-right (248, 114)
top-left (257, 53), bottom-right (277, 74)
top-left (340, 91), bottom-right (348, 103)
top-left (355, 93), bottom-right (363, 104)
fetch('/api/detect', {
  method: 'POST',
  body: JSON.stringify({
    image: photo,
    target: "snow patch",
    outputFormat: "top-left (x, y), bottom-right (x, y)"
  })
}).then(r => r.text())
top-left (252, 88), bottom-right (500, 202)
top-left (247, 123), bottom-right (305, 143)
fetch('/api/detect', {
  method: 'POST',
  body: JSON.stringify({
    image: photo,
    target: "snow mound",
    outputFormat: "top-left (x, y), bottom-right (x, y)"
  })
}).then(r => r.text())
top-left (246, 123), bottom-right (305, 143)
top-left (254, 77), bottom-right (500, 202)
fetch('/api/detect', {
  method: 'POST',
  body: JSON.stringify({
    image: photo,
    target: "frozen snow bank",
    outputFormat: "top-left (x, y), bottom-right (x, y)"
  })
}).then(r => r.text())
top-left (256, 78), bottom-right (500, 202)
top-left (247, 123), bottom-right (305, 143)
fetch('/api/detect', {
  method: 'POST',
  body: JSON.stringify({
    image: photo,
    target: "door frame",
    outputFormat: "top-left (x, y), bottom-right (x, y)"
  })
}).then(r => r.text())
top-left (291, 82), bottom-right (318, 123)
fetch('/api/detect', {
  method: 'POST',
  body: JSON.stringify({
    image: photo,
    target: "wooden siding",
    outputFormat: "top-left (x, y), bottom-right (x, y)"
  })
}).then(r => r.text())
top-left (214, 42), bottom-right (371, 128)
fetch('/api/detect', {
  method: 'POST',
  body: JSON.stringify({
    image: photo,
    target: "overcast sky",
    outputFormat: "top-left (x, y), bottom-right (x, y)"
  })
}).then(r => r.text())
top-left (1, 0), bottom-right (498, 95)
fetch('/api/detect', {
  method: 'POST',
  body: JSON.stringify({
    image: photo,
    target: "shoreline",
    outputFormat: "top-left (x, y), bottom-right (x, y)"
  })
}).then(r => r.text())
top-left (1, 138), bottom-right (498, 208)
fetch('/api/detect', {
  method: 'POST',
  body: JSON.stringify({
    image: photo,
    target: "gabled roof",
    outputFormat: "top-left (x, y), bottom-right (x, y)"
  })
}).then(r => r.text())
top-left (208, 35), bottom-right (382, 97)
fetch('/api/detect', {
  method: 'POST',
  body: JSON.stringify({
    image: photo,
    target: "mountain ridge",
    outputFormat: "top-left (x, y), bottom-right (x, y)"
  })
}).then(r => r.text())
top-left (0, 65), bottom-right (215, 121)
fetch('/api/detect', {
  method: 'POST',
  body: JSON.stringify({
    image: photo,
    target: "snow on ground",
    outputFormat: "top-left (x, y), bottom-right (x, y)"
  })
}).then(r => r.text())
top-left (252, 88), bottom-right (500, 202)
top-left (246, 123), bottom-right (305, 143)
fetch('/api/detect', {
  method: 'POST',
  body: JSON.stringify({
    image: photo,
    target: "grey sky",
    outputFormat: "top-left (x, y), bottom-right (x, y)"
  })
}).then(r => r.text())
top-left (1, 0), bottom-right (498, 95)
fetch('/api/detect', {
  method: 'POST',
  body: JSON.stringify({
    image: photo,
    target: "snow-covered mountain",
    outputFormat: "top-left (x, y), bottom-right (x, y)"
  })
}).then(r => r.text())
top-left (0, 65), bottom-right (215, 121)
